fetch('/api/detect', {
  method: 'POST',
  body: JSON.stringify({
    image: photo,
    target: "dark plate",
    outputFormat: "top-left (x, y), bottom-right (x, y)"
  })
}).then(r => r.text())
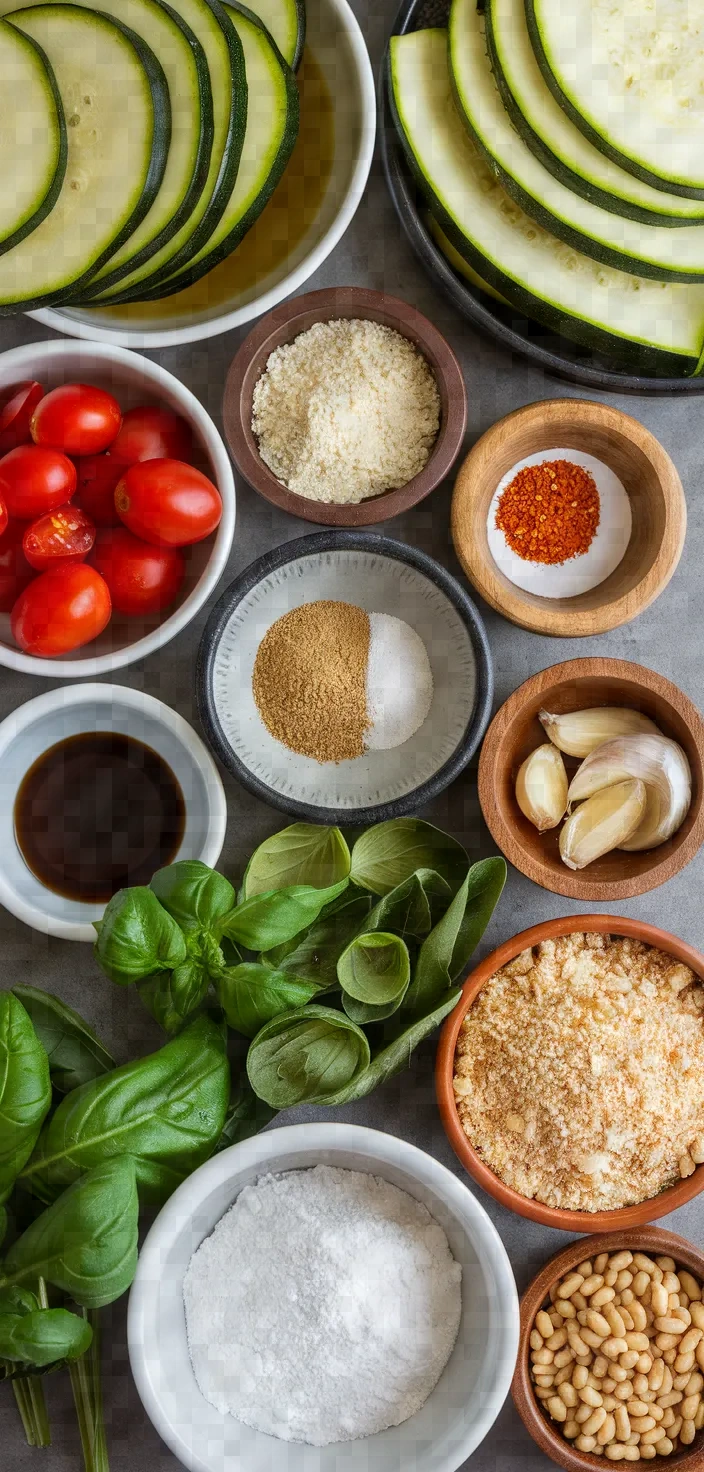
top-left (381, 0), bottom-right (704, 395)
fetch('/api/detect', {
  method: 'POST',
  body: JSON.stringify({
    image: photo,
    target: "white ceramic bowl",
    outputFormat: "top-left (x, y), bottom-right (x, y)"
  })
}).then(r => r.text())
top-left (0, 682), bottom-right (227, 941)
top-left (30, 0), bottom-right (376, 349)
top-left (128, 1122), bottom-right (519, 1472)
top-left (0, 339), bottom-right (235, 677)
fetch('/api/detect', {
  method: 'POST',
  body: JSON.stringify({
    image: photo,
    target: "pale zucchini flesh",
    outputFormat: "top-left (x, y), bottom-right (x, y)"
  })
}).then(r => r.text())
top-left (486, 0), bottom-right (704, 226)
top-left (0, 19), bottom-right (66, 252)
top-left (527, 0), bottom-right (704, 197)
top-left (389, 28), bottom-right (704, 375)
top-left (427, 215), bottom-right (511, 305)
top-left (449, 0), bottom-right (704, 281)
top-left (241, 0), bottom-right (303, 68)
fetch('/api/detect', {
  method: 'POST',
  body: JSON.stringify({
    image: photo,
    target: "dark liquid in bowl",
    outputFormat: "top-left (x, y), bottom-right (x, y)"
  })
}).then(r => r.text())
top-left (15, 732), bottom-right (185, 903)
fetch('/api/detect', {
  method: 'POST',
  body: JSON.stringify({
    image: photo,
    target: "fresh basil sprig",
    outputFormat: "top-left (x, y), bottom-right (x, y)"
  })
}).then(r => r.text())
top-left (247, 1005), bottom-right (371, 1108)
top-left (242, 823), bottom-right (351, 897)
top-left (0, 995), bottom-right (52, 1205)
top-left (11, 986), bottom-right (114, 1095)
top-left (0, 1286), bottom-right (92, 1370)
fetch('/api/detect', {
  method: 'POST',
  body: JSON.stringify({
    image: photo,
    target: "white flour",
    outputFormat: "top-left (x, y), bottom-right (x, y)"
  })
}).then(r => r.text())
top-left (183, 1164), bottom-right (462, 1446)
top-left (366, 612), bottom-right (434, 750)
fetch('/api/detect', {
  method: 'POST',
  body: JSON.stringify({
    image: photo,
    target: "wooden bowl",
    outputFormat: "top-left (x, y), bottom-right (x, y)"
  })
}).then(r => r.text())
top-left (436, 913), bottom-right (704, 1231)
top-left (451, 399), bottom-right (686, 636)
top-left (512, 1227), bottom-right (704, 1471)
top-left (222, 285), bottom-right (467, 526)
top-left (478, 657), bottom-right (704, 901)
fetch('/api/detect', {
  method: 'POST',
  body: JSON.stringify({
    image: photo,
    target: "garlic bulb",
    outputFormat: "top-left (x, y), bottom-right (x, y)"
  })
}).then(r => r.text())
top-left (539, 707), bottom-right (660, 758)
top-left (515, 743), bottom-right (568, 832)
top-left (568, 735), bottom-right (692, 851)
top-left (560, 778), bottom-right (647, 870)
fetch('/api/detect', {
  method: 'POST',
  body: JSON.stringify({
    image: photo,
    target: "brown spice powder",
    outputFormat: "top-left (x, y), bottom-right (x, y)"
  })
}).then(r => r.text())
top-left (252, 600), bottom-right (370, 762)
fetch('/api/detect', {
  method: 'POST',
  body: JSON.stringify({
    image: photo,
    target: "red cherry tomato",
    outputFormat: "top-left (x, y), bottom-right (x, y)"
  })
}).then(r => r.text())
top-left (109, 405), bottom-right (192, 465)
top-left (31, 384), bottom-right (122, 455)
top-left (114, 459), bottom-right (222, 547)
top-left (91, 526), bottom-right (185, 615)
top-left (0, 445), bottom-right (76, 519)
top-left (0, 499), bottom-right (7, 539)
top-left (0, 382), bottom-right (44, 453)
top-left (0, 521), bottom-right (35, 612)
top-left (74, 453), bottom-right (124, 526)
top-left (11, 563), bottom-right (111, 657)
top-left (23, 504), bottom-right (96, 571)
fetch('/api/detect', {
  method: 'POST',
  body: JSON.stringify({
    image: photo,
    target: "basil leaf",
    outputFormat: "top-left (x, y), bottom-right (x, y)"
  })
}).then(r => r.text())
top-left (222, 879), bottom-right (349, 952)
top-left (449, 857), bottom-right (507, 979)
top-left (137, 960), bottom-right (210, 1035)
top-left (350, 819), bottom-right (469, 896)
top-left (215, 1080), bottom-right (276, 1151)
top-left (401, 877), bottom-right (470, 1023)
top-left (12, 986), bottom-right (114, 1094)
top-left (341, 989), bottom-right (409, 1025)
top-left (0, 994), bottom-right (51, 1204)
top-left (1, 1158), bottom-right (139, 1309)
top-left (264, 893), bottom-right (372, 989)
top-left (0, 1286), bottom-right (37, 1316)
top-left (243, 824), bottom-right (351, 898)
top-left (247, 1005), bottom-right (370, 1108)
top-left (335, 991), bottom-right (463, 1103)
top-left (0, 1209), bottom-right (6, 1249)
top-left (364, 869), bottom-right (451, 940)
top-left (150, 861), bottom-right (235, 932)
top-left (93, 888), bottom-right (187, 986)
top-left (22, 1016), bottom-right (229, 1204)
top-left (0, 1305), bottom-right (92, 1366)
top-left (215, 965), bottom-right (318, 1039)
top-left (337, 932), bottom-right (410, 1004)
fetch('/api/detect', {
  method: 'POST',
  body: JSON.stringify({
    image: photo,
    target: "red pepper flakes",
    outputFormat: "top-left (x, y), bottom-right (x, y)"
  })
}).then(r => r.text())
top-left (495, 459), bottom-right (600, 565)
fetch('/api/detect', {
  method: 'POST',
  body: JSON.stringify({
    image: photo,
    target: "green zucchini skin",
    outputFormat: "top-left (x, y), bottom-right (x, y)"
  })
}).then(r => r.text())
top-left (0, 26), bottom-right (67, 256)
top-left (290, 0), bottom-right (304, 69)
top-left (524, 0), bottom-right (704, 201)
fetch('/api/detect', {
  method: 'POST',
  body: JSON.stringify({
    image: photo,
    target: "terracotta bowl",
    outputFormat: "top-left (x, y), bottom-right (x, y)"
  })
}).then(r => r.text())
top-left (222, 285), bottom-right (467, 526)
top-left (436, 913), bottom-right (704, 1231)
top-left (513, 1227), bottom-right (704, 1471)
top-left (451, 399), bottom-right (686, 637)
top-left (478, 657), bottom-right (704, 901)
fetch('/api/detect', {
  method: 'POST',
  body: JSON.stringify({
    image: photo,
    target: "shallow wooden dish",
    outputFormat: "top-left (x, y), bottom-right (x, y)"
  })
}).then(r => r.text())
top-left (451, 399), bottom-right (686, 636)
top-left (478, 657), bottom-right (704, 901)
top-left (512, 1227), bottom-right (704, 1470)
top-left (436, 914), bottom-right (704, 1230)
top-left (222, 285), bottom-right (467, 526)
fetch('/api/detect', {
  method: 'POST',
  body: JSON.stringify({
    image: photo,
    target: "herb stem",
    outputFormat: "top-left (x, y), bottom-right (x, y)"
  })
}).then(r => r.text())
top-left (69, 1351), bottom-right (96, 1472)
top-left (69, 1309), bottom-right (108, 1472)
top-left (11, 1376), bottom-right (37, 1446)
top-left (27, 1374), bottom-right (51, 1447)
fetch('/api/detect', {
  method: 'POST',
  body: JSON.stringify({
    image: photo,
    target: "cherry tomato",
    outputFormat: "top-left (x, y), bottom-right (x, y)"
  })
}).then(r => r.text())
top-left (74, 453), bottom-right (124, 526)
top-left (91, 526), bottom-right (185, 615)
top-left (23, 504), bottom-right (96, 571)
top-left (0, 521), bottom-right (34, 612)
top-left (0, 445), bottom-right (76, 519)
top-left (0, 382), bottom-right (44, 453)
top-left (109, 405), bottom-right (192, 465)
top-left (11, 563), bottom-right (111, 657)
top-left (0, 499), bottom-right (7, 539)
top-left (114, 459), bottom-right (222, 547)
top-left (31, 384), bottom-right (122, 455)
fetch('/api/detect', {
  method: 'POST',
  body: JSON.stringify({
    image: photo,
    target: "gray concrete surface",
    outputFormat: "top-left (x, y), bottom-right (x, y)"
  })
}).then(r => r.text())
top-left (2, 1), bottom-right (704, 1462)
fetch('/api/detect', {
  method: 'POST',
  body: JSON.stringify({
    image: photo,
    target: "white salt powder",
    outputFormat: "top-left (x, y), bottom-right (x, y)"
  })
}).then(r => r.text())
top-left (183, 1164), bottom-right (461, 1445)
top-left (365, 612), bottom-right (434, 750)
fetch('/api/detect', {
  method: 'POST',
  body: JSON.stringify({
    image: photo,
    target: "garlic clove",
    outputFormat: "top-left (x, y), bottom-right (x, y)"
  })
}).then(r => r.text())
top-left (567, 734), bottom-right (692, 853)
top-left (559, 778), bottom-right (647, 870)
top-left (515, 742), bottom-right (568, 832)
top-left (539, 707), bottom-right (660, 758)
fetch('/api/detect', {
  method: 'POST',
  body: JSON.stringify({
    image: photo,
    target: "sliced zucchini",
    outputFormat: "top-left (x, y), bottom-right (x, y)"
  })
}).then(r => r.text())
top-left (242, 0), bottom-right (303, 68)
top-left (426, 216), bottom-right (511, 305)
top-left (0, 19), bottom-right (66, 254)
top-left (388, 29), bottom-right (704, 376)
top-left (84, 0), bottom-right (247, 303)
top-left (486, 0), bottom-right (704, 226)
top-left (138, 1), bottom-right (298, 298)
top-left (527, 0), bottom-right (704, 198)
top-left (0, 4), bottom-right (169, 310)
top-left (449, 0), bottom-right (704, 282)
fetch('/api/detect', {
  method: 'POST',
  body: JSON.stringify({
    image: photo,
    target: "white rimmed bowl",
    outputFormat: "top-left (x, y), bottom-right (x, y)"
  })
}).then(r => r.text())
top-left (0, 340), bottom-right (235, 676)
top-left (30, 0), bottom-right (376, 349)
top-left (0, 682), bottom-right (227, 941)
top-left (128, 1122), bottom-right (519, 1472)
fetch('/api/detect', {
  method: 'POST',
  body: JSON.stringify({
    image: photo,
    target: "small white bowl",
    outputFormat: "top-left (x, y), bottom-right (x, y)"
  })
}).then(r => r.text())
top-left (128, 1122), bottom-right (519, 1472)
top-left (0, 682), bottom-right (227, 941)
top-left (0, 339), bottom-right (235, 677)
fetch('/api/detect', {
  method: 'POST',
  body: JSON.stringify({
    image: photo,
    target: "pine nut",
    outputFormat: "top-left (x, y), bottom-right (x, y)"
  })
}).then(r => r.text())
top-left (662, 1272), bottom-right (680, 1294)
top-left (614, 1405), bottom-right (630, 1441)
top-left (578, 1261), bottom-right (594, 1277)
top-left (615, 1270), bottom-right (633, 1291)
top-left (636, 1354), bottom-right (652, 1374)
top-left (559, 1383), bottom-right (578, 1408)
top-left (536, 1310), bottom-right (553, 1339)
top-left (614, 1382), bottom-right (632, 1400)
top-left (611, 1365), bottom-right (629, 1383)
top-left (609, 1253), bottom-right (633, 1272)
top-left (657, 1391), bottom-right (683, 1409)
top-left (534, 1375), bottom-right (554, 1388)
top-left (592, 1287), bottom-right (616, 1309)
top-left (626, 1400), bottom-right (650, 1417)
top-left (601, 1394), bottom-right (618, 1411)
top-left (673, 1305), bottom-right (691, 1324)
top-left (576, 1403), bottom-right (594, 1424)
top-left (661, 1408), bottom-right (676, 1428)
top-left (532, 1348), bottom-right (554, 1365)
top-left (695, 1401), bottom-right (704, 1429)
top-left (685, 1371), bottom-right (703, 1396)
top-left (633, 1255), bottom-right (657, 1275)
top-left (697, 1339), bottom-right (704, 1370)
top-left (654, 1438), bottom-right (674, 1455)
top-left (554, 1299), bottom-right (576, 1318)
top-left (583, 1327), bottom-right (608, 1350)
top-left (619, 1289), bottom-right (635, 1306)
top-left (602, 1338), bottom-right (628, 1360)
top-left (657, 1333), bottom-right (681, 1351)
top-left (581, 1275), bottom-right (605, 1298)
top-left (530, 1329), bottom-right (544, 1352)
top-left (587, 1310), bottom-right (612, 1338)
top-left (674, 1350), bottom-right (696, 1373)
top-left (632, 1271), bottom-right (650, 1297)
top-left (654, 1318), bottom-right (686, 1335)
top-left (640, 1448), bottom-right (657, 1460)
top-left (554, 1348), bottom-right (574, 1368)
top-left (567, 1332), bottom-right (590, 1358)
top-left (651, 1284), bottom-right (669, 1318)
top-left (576, 1436), bottom-right (597, 1452)
top-left (597, 1414), bottom-right (616, 1445)
top-left (680, 1271), bottom-right (702, 1302)
top-left (624, 1332), bottom-right (650, 1352)
top-left (572, 1291), bottom-right (588, 1311)
top-left (582, 1407), bottom-right (607, 1436)
top-left (633, 1375), bottom-right (649, 1397)
top-left (547, 1396), bottom-right (567, 1422)
top-left (679, 1326), bottom-right (702, 1354)
top-left (681, 1391), bottom-right (700, 1419)
top-left (579, 1385), bottom-right (603, 1407)
top-left (563, 1420), bottom-right (579, 1438)
top-left (629, 1302), bottom-right (647, 1333)
top-left (629, 1416), bottom-right (656, 1432)
top-left (657, 1258), bottom-right (677, 1273)
top-left (558, 1274), bottom-right (584, 1299)
top-left (546, 1329), bottom-right (568, 1350)
top-left (604, 1305), bottom-right (627, 1338)
top-left (572, 1365), bottom-right (589, 1389)
top-left (641, 1425), bottom-right (668, 1445)
top-left (648, 1360), bottom-right (665, 1392)
top-left (621, 1450), bottom-right (641, 1462)
top-left (619, 1308), bottom-right (635, 1332)
top-left (690, 1302), bottom-right (704, 1331)
top-left (605, 1448), bottom-right (625, 1461)
top-left (619, 1352), bottom-right (639, 1371)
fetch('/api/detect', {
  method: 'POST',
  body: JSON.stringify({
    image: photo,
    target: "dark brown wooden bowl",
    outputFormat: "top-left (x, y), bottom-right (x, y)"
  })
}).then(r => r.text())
top-left (512, 1227), bottom-right (704, 1471)
top-left (222, 285), bottom-right (468, 526)
top-left (478, 657), bottom-right (704, 901)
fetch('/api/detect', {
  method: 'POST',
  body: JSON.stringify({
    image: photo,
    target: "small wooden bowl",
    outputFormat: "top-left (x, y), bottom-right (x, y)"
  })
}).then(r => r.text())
top-left (436, 913), bottom-right (704, 1231)
top-left (478, 657), bottom-right (704, 901)
top-left (512, 1227), bottom-right (704, 1471)
top-left (451, 399), bottom-right (686, 636)
top-left (222, 285), bottom-right (467, 526)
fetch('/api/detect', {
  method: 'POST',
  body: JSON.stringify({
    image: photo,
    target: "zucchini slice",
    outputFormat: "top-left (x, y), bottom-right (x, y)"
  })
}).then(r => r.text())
top-left (0, 4), bottom-right (169, 310)
top-left (527, 0), bottom-right (704, 199)
top-left (242, 0), bottom-right (303, 68)
top-left (449, 0), bottom-right (704, 282)
top-left (139, 1), bottom-right (299, 298)
top-left (426, 216), bottom-right (511, 305)
top-left (388, 28), bottom-right (704, 376)
top-left (486, 0), bottom-right (704, 226)
top-left (0, 19), bottom-right (66, 254)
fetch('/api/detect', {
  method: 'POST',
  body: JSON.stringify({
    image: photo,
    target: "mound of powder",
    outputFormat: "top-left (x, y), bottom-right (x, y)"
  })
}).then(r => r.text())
top-left (366, 611), bottom-right (434, 750)
top-left (183, 1164), bottom-right (462, 1446)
